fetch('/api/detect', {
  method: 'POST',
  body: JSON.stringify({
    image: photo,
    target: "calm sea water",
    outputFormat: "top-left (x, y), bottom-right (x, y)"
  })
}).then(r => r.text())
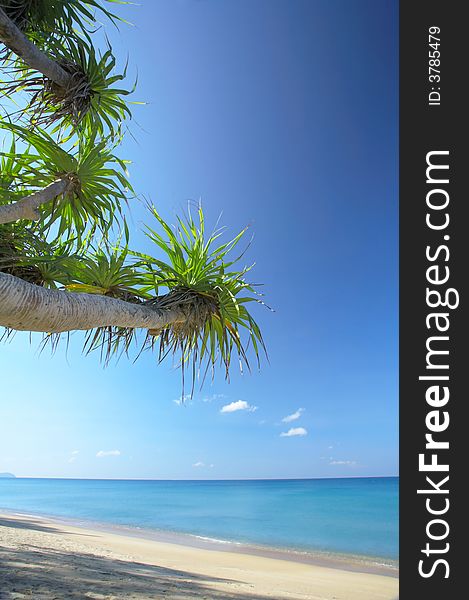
top-left (0, 477), bottom-right (398, 560)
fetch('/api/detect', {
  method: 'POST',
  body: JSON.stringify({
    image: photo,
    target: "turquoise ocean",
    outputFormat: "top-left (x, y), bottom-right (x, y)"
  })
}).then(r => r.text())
top-left (0, 477), bottom-right (398, 562)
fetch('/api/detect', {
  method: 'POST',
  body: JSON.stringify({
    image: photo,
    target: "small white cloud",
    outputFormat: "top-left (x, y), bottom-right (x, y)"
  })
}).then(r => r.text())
top-left (68, 450), bottom-right (79, 464)
top-left (193, 461), bottom-right (215, 468)
top-left (280, 427), bottom-right (308, 437)
top-left (220, 400), bottom-right (257, 413)
top-left (174, 394), bottom-right (192, 406)
top-left (328, 445), bottom-right (334, 449)
top-left (96, 450), bottom-right (121, 458)
top-left (282, 408), bottom-right (305, 423)
top-left (202, 394), bottom-right (227, 403)
top-left (329, 460), bottom-right (357, 466)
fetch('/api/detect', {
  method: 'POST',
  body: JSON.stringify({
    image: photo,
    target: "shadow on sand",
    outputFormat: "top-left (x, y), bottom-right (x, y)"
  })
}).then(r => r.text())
top-left (0, 516), bottom-right (282, 599)
top-left (0, 516), bottom-right (96, 536)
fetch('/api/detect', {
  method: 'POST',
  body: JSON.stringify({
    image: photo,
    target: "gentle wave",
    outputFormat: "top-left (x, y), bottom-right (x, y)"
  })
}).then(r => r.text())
top-left (190, 534), bottom-right (243, 545)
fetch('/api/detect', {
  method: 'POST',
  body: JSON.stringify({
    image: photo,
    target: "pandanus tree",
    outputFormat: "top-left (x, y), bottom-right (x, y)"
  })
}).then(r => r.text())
top-left (0, 1), bottom-right (266, 391)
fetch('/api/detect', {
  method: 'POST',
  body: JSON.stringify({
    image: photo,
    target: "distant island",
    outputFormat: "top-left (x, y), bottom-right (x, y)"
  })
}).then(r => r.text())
top-left (0, 472), bottom-right (16, 479)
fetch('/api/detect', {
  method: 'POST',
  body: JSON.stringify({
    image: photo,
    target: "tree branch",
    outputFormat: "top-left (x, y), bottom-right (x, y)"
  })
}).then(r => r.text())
top-left (0, 7), bottom-right (70, 88)
top-left (0, 272), bottom-right (186, 333)
top-left (0, 179), bottom-right (69, 225)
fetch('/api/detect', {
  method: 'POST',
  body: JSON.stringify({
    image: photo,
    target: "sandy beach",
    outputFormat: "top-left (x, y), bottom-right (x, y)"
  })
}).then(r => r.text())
top-left (0, 512), bottom-right (398, 600)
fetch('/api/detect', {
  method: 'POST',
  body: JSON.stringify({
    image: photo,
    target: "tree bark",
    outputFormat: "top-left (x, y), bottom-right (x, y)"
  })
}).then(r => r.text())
top-left (0, 178), bottom-right (69, 224)
top-left (0, 272), bottom-right (186, 333)
top-left (0, 7), bottom-right (70, 88)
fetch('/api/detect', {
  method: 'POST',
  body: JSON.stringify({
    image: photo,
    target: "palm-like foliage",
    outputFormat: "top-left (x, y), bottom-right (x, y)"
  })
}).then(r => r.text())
top-left (1, 0), bottom-right (126, 39)
top-left (66, 242), bottom-right (150, 363)
top-left (65, 243), bottom-right (148, 302)
top-left (137, 206), bottom-right (267, 388)
top-left (0, 121), bottom-right (131, 237)
top-left (77, 206), bottom-right (267, 391)
top-left (2, 38), bottom-right (133, 136)
top-left (0, 221), bottom-right (78, 286)
top-left (0, 136), bottom-right (23, 202)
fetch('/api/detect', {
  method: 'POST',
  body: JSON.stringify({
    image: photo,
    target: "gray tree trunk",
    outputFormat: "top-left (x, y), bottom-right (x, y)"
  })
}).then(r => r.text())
top-left (0, 7), bottom-right (70, 88)
top-left (0, 272), bottom-right (185, 333)
top-left (0, 178), bottom-right (69, 224)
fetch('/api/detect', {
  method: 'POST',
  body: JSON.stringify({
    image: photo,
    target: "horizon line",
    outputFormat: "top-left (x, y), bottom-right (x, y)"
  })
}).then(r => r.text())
top-left (2, 475), bottom-right (399, 482)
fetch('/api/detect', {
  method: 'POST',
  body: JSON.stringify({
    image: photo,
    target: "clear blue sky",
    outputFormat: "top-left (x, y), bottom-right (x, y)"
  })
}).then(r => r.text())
top-left (0, 0), bottom-right (398, 479)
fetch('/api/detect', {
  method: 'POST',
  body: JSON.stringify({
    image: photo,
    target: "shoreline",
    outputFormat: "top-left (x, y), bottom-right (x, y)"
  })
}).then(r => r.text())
top-left (0, 511), bottom-right (399, 599)
top-left (0, 507), bottom-right (398, 577)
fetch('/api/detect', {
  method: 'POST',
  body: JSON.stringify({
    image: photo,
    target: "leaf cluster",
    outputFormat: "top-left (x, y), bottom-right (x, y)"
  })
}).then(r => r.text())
top-left (2, 0), bottom-right (127, 41)
top-left (138, 206), bottom-right (266, 381)
top-left (0, 121), bottom-right (131, 237)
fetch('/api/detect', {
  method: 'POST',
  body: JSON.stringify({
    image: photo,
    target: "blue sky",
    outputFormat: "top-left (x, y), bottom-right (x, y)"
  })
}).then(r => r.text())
top-left (0, 0), bottom-right (398, 479)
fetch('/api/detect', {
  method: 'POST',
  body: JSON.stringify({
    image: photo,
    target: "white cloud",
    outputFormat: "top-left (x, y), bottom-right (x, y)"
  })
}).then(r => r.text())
top-left (68, 450), bottom-right (79, 464)
top-left (280, 427), bottom-right (308, 437)
top-left (193, 461), bottom-right (215, 468)
top-left (282, 408), bottom-right (305, 423)
top-left (96, 450), bottom-right (121, 458)
top-left (220, 400), bottom-right (257, 413)
top-left (329, 460), bottom-right (357, 466)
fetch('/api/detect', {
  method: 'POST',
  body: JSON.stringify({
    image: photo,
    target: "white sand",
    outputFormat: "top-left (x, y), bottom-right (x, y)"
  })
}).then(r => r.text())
top-left (0, 512), bottom-right (398, 599)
